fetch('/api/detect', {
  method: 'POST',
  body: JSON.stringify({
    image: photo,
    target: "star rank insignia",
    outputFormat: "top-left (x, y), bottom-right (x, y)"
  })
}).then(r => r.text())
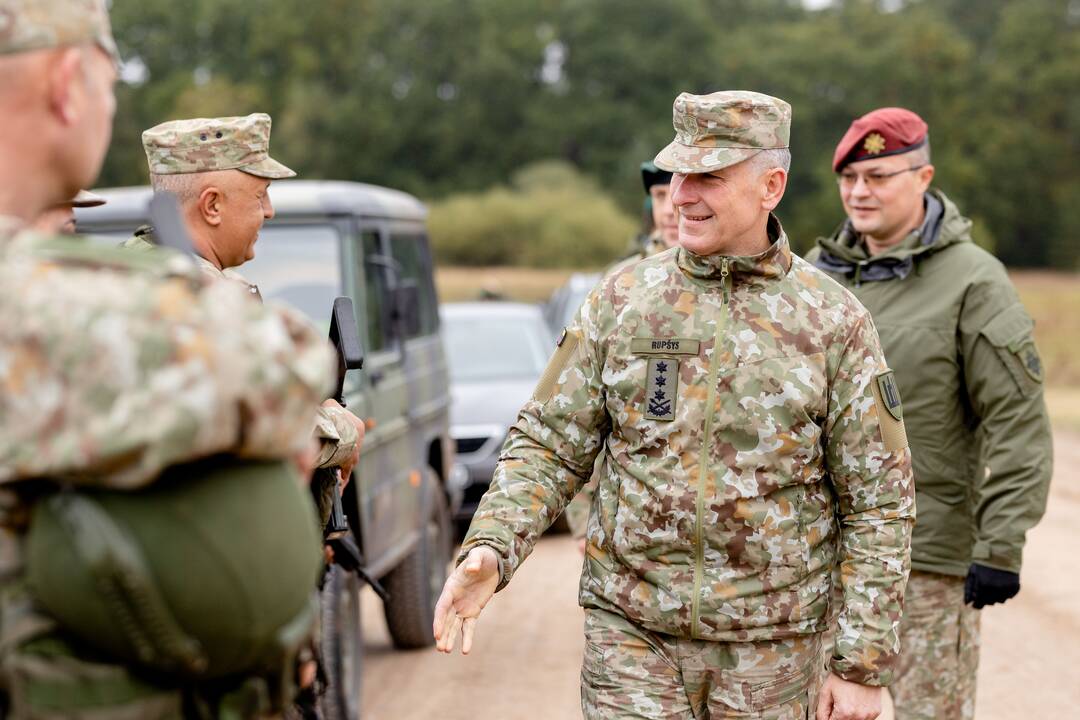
top-left (863, 132), bottom-right (887, 155)
top-left (645, 358), bottom-right (678, 421)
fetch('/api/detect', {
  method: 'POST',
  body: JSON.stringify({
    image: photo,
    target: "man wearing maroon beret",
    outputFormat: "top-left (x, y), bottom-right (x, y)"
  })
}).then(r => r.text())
top-left (807, 108), bottom-right (1053, 720)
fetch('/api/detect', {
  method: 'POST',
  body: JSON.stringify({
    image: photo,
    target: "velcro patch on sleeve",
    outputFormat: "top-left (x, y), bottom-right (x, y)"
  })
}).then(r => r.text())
top-left (630, 337), bottom-right (700, 356)
top-left (531, 328), bottom-right (581, 404)
top-left (871, 370), bottom-right (908, 452)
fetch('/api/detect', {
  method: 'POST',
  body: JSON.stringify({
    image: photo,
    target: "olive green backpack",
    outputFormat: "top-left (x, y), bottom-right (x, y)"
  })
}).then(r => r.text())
top-left (26, 455), bottom-right (323, 680)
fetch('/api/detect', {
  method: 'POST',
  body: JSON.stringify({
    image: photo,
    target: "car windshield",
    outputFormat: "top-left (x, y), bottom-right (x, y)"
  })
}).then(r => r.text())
top-left (442, 310), bottom-right (551, 383)
top-left (241, 224), bottom-right (342, 326)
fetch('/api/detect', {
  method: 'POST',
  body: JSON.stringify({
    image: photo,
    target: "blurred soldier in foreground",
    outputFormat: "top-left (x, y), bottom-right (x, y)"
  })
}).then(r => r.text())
top-left (30, 189), bottom-right (105, 234)
top-left (0, 1), bottom-right (341, 716)
top-left (435, 91), bottom-right (915, 720)
top-left (807, 107), bottom-right (1053, 720)
top-left (125, 113), bottom-right (364, 485)
top-left (565, 160), bottom-right (681, 545)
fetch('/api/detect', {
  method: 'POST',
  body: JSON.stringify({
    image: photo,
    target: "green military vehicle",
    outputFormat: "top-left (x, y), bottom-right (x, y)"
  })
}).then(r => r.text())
top-left (76, 180), bottom-right (460, 719)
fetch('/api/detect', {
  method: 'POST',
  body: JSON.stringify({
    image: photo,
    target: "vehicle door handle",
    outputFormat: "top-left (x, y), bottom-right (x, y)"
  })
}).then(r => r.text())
top-left (369, 369), bottom-right (385, 387)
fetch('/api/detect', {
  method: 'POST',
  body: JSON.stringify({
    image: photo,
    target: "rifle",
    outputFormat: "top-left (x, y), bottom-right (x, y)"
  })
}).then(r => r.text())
top-left (318, 297), bottom-right (389, 601)
top-left (321, 297), bottom-right (364, 540)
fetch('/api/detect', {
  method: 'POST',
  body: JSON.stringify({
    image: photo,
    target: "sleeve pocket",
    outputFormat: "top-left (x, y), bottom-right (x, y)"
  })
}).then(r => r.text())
top-left (979, 305), bottom-right (1043, 395)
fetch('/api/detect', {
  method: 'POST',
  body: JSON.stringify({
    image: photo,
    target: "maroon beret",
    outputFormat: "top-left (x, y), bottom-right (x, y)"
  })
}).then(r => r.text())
top-left (832, 107), bottom-right (929, 172)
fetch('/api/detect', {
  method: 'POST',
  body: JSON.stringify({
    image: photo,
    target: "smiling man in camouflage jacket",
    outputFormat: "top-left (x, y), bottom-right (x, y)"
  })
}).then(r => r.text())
top-left (807, 107), bottom-right (1053, 720)
top-left (434, 91), bottom-right (915, 720)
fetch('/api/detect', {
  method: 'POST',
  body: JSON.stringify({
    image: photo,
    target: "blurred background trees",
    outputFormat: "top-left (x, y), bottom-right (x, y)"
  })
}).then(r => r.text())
top-left (102, 0), bottom-right (1078, 269)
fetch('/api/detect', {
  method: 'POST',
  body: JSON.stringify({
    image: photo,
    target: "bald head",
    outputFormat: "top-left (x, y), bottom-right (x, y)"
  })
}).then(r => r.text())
top-left (0, 45), bottom-right (116, 221)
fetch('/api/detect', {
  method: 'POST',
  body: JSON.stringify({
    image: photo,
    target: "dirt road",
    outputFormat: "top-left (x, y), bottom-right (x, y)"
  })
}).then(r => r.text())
top-left (361, 431), bottom-right (1080, 719)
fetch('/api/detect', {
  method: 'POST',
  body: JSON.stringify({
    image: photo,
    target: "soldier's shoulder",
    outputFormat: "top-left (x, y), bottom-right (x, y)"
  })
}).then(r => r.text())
top-left (13, 231), bottom-right (196, 278)
top-left (786, 254), bottom-right (872, 328)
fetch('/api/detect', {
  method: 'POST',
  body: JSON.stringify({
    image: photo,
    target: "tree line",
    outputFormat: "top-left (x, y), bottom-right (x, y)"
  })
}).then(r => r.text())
top-left (101, 0), bottom-right (1078, 268)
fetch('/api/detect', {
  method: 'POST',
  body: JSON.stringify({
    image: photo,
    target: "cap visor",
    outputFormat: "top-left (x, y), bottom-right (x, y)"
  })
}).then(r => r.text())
top-left (654, 141), bottom-right (761, 174)
top-left (70, 190), bottom-right (106, 208)
top-left (241, 156), bottom-right (297, 180)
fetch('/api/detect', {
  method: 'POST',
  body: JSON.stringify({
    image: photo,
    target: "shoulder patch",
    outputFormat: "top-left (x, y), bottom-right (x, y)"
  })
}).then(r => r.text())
top-left (1011, 339), bottom-right (1044, 383)
top-left (872, 370), bottom-right (907, 452)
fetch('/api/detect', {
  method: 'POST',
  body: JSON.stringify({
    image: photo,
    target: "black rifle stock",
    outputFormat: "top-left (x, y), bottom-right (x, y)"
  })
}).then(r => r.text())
top-left (322, 297), bottom-right (364, 539)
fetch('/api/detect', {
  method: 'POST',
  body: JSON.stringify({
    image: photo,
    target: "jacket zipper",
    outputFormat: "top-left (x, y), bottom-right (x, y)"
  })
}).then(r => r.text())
top-left (692, 258), bottom-right (730, 639)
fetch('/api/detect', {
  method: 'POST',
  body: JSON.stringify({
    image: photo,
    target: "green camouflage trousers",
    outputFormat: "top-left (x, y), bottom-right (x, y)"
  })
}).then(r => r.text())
top-left (581, 608), bottom-right (822, 719)
top-left (891, 570), bottom-right (980, 720)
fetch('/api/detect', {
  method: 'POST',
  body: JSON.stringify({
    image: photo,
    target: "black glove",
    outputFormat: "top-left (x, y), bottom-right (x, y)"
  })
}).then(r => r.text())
top-left (964, 563), bottom-right (1020, 609)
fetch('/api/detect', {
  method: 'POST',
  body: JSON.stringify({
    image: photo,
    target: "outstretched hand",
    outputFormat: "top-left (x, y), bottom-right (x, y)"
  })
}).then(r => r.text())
top-left (817, 673), bottom-right (882, 720)
top-left (433, 545), bottom-right (500, 655)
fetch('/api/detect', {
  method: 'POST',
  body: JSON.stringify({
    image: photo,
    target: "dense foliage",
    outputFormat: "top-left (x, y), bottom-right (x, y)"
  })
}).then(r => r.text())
top-left (102, 0), bottom-right (1078, 268)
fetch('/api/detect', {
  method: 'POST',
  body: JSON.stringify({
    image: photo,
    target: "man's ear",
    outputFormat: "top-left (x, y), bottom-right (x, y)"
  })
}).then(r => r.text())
top-left (46, 48), bottom-right (84, 126)
top-left (197, 186), bottom-right (224, 227)
top-left (916, 164), bottom-right (936, 192)
top-left (761, 167), bottom-right (788, 212)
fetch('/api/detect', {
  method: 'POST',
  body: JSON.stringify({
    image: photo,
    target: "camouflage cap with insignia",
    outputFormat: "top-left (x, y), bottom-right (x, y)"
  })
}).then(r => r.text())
top-left (142, 113), bottom-right (297, 179)
top-left (654, 90), bottom-right (791, 174)
top-left (0, 0), bottom-right (118, 63)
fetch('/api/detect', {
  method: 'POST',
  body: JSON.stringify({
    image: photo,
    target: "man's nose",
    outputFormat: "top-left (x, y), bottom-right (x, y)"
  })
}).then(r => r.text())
top-left (263, 196), bottom-right (275, 220)
top-left (850, 174), bottom-right (873, 198)
top-left (670, 175), bottom-right (697, 206)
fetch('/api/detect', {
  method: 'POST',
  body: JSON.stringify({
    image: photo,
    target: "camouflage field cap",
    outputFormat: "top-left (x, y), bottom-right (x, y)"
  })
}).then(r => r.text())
top-left (0, 0), bottom-right (118, 62)
top-left (142, 113), bottom-right (297, 179)
top-left (654, 91), bottom-right (791, 174)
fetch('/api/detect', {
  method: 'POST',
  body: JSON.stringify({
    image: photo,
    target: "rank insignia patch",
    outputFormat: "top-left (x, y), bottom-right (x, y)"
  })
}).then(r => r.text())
top-left (1014, 341), bottom-right (1044, 383)
top-left (645, 358), bottom-right (678, 421)
top-left (863, 132), bottom-right (886, 155)
top-left (876, 370), bottom-right (903, 421)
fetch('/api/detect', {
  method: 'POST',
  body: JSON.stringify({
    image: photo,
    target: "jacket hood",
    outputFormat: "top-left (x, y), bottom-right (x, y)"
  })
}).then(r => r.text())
top-left (814, 189), bottom-right (972, 282)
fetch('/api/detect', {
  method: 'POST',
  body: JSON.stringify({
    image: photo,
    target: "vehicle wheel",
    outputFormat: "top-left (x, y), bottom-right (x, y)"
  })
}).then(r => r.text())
top-left (381, 469), bottom-right (452, 649)
top-left (318, 564), bottom-right (364, 720)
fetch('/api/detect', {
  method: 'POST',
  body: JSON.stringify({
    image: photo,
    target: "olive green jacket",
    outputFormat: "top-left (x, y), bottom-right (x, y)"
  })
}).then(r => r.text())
top-left (807, 189), bottom-right (1052, 576)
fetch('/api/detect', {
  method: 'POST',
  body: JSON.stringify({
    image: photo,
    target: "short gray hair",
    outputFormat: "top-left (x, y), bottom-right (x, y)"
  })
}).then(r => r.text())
top-left (149, 172), bottom-right (201, 204)
top-left (747, 148), bottom-right (792, 175)
top-left (908, 138), bottom-right (932, 166)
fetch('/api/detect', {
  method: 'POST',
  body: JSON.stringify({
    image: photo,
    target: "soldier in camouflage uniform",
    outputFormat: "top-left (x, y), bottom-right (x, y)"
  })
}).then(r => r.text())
top-left (435, 91), bottom-right (915, 720)
top-left (124, 114), bottom-right (364, 489)
top-left (807, 107), bottom-right (1053, 720)
top-left (0, 2), bottom-right (340, 717)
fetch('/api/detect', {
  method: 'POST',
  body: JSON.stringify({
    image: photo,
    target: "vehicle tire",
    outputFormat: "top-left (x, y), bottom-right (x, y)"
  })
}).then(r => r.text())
top-left (381, 469), bottom-right (452, 649)
top-left (318, 564), bottom-right (364, 720)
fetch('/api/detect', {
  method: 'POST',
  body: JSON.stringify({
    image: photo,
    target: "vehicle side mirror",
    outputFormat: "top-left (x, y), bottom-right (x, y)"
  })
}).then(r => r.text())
top-left (393, 281), bottom-right (421, 339)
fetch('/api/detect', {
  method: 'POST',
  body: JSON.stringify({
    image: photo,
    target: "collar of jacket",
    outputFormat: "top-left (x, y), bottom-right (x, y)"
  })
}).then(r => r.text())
top-left (676, 214), bottom-right (791, 285)
top-left (813, 189), bottom-right (970, 284)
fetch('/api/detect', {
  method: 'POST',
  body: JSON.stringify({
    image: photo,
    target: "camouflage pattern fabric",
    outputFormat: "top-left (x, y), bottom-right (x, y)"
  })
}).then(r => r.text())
top-left (0, 231), bottom-right (333, 487)
top-left (654, 91), bottom-right (790, 174)
top-left (123, 228), bottom-right (359, 470)
top-left (142, 113), bottom-right (296, 179)
top-left (0, 0), bottom-right (118, 62)
top-left (890, 571), bottom-right (980, 720)
top-left (462, 215), bottom-right (915, 686)
top-left (581, 608), bottom-right (822, 719)
top-left (0, 224), bottom-right (334, 717)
